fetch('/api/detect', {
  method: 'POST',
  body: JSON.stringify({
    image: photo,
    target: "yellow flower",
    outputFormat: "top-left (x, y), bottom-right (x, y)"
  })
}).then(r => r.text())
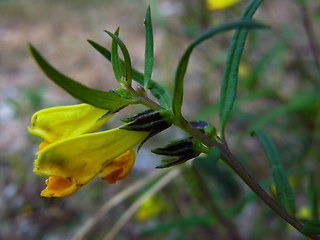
top-left (28, 104), bottom-right (149, 197)
top-left (238, 61), bottom-right (251, 79)
top-left (270, 176), bottom-right (298, 197)
top-left (207, 0), bottom-right (240, 10)
top-left (135, 196), bottom-right (167, 221)
top-left (297, 206), bottom-right (311, 220)
top-left (288, 206), bottom-right (311, 230)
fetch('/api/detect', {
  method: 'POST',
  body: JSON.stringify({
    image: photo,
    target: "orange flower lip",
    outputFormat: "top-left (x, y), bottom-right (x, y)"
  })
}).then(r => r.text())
top-left (29, 104), bottom-right (149, 197)
top-left (100, 149), bottom-right (136, 184)
top-left (45, 176), bottom-right (73, 191)
top-left (38, 140), bottom-right (50, 151)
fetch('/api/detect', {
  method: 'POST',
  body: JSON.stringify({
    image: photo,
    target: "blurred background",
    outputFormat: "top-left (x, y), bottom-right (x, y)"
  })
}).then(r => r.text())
top-left (1, 0), bottom-right (320, 239)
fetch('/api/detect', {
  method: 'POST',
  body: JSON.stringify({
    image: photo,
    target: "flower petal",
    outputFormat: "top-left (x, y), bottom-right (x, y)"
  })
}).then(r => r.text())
top-left (28, 104), bottom-right (112, 142)
top-left (34, 128), bottom-right (149, 196)
top-left (40, 176), bottom-right (78, 197)
top-left (99, 148), bottom-right (135, 184)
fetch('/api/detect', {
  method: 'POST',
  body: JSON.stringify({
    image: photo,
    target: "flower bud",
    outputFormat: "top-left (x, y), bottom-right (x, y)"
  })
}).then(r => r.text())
top-left (121, 109), bottom-right (173, 131)
top-left (190, 121), bottom-right (216, 139)
top-left (121, 109), bottom-right (174, 149)
top-left (152, 138), bottom-right (205, 168)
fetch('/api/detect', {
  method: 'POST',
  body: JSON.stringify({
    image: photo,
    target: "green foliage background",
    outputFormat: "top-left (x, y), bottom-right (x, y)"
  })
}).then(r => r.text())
top-left (1, 0), bottom-right (320, 239)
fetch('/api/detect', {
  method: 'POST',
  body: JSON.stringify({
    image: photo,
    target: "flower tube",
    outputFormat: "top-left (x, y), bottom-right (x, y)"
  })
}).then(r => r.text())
top-left (28, 104), bottom-right (149, 197)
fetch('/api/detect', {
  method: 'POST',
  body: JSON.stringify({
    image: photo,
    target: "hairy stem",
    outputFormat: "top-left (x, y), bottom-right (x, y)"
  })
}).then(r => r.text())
top-left (127, 85), bottom-right (163, 110)
top-left (136, 88), bottom-right (319, 239)
top-left (178, 121), bottom-right (320, 240)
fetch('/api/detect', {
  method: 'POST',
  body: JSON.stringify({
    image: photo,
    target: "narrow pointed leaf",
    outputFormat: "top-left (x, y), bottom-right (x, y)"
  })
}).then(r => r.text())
top-left (105, 30), bottom-right (132, 86)
top-left (87, 39), bottom-right (111, 59)
top-left (248, 91), bottom-right (317, 130)
top-left (301, 220), bottom-right (320, 234)
top-left (172, 19), bottom-right (267, 124)
top-left (111, 27), bottom-right (122, 83)
top-left (242, 40), bottom-right (286, 88)
top-left (193, 147), bottom-right (240, 197)
top-left (253, 129), bottom-right (296, 215)
top-left (88, 39), bottom-right (171, 109)
top-left (29, 44), bottom-right (134, 110)
top-left (193, 147), bottom-right (220, 179)
top-left (197, 88), bottom-right (277, 120)
top-left (219, 0), bottom-right (264, 137)
top-left (193, 146), bottom-right (220, 175)
top-left (144, 6), bottom-right (154, 90)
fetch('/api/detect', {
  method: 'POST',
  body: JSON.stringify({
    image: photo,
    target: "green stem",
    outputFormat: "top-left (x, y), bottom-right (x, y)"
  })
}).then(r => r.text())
top-left (135, 88), bottom-right (320, 239)
top-left (180, 121), bottom-right (320, 240)
top-left (126, 85), bottom-right (163, 110)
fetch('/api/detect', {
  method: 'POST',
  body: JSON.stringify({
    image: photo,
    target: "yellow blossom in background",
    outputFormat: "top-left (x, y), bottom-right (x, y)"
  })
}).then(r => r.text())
top-left (296, 206), bottom-right (311, 220)
top-left (207, 0), bottom-right (240, 10)
top-left (287, 206), bottom-right (311, 230)
top-left (28, 104), bottom-right (149, 197)
top-left (270, 176), bottom-right (299, 197)
top-left (238, 61), bottom-right (251, 79)
top-left (135, 196), bottom-right (167, 221)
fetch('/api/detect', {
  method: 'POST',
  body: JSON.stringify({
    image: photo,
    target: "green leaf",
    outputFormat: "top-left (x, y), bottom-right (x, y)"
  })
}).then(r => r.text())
top-left (249, 91), bottom-right (317, 130)
top-left (301, 220), bottom-right (320, 234)
top-left (111, 27), bottom-right (122, 83)
top-left (294, 0), bottom-right (307, 5)
top-left (197, 41), bottom-right (284, 120)
top-left (219, 0), bottom-right (264, 138)
top-left (253, 129), bottom-right (296, 215)
top-left (241, 41), bottom-right (286, 88)
top-left (197, 88), bottom-right (277, 120)
top-left (29, 44), bottom-right (134, 110)
top-left (193, 147), bottom-right (220, 174)
top-left (172, 19), bottom-right (267, 125)
top-left (193, 147), bottom-right (240, 197)
top-left (87, 39), bottom-right (172, 109)
top-left (144, 6), bottom-right (154, 90)
top-left (104, 30), bottom-right (132, 86)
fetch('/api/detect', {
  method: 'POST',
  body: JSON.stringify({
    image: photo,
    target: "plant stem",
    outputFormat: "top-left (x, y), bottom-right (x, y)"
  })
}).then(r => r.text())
top-left (136, 88), bottom-right (320, 239)
top-left (179, 121), bottom-right (320, 240)
top-left (127, 85), bottom-right (163, 110)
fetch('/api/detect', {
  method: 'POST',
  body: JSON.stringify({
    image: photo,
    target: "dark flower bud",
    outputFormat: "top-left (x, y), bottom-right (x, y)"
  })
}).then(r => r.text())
top-left (121, 109), bottom-right (174, 149)
top-left (152, 138), bottom-right (206, 168)
top-left (190, 120), bottom-right (217, 139)
top-left (121, 109), bottom-right (154, 123)
top-left (121, 109), bottom-right (173, 132)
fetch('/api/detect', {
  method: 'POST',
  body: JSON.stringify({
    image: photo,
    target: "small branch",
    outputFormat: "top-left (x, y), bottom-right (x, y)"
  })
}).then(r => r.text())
top-left (128, 87), bottom-right (320, 239)
top-left (178, 121), bottom-right (320, 240)
top-left (126, 85), bottom-right (164, 110)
